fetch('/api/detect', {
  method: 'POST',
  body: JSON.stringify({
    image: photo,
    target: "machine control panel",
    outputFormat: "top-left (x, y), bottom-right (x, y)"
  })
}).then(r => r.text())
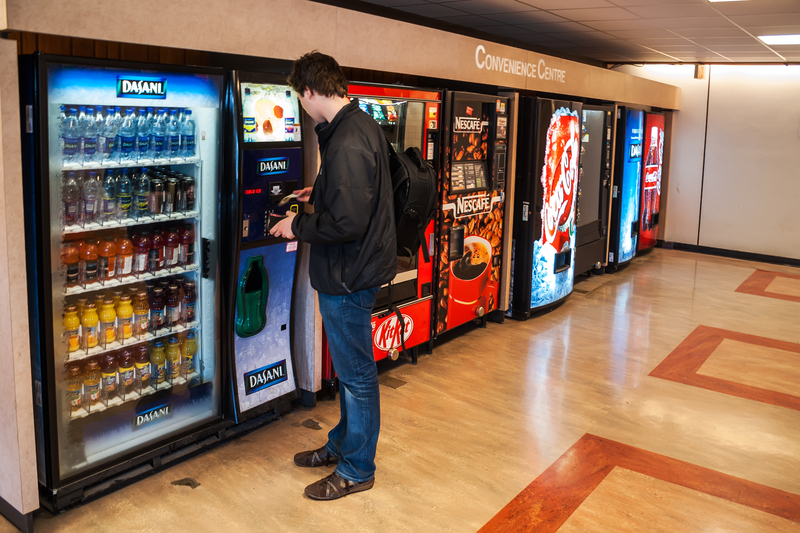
top-left (241, 147), bottom-right (303, 244)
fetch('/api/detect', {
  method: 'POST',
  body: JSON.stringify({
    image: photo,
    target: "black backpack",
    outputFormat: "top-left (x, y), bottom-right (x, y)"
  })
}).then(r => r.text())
top-left (386, 140), bottom-right (437, 263)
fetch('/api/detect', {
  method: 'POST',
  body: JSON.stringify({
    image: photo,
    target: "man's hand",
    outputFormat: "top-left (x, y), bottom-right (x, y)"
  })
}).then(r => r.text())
top-left (293, 187), bottom-right (313, 203)
top-left (269, 211), bottom-right (297, 239)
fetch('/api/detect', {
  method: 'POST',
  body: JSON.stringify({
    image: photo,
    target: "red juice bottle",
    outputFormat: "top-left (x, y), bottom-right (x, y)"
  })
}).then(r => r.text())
top-left (178, 224), bottom-right (195, 267)
top-left (165, 228), bottom-right (179, 268)
top-left (132, 231), bottom-right (151, 275)
top-left (116, 233), bottom-right (134, 278)
top-left (165, 283), bottom-right (181, 328)
top-left (183, 280), bottom-right (197, 324)
top-left (148, 287), bottom-right (165, 334)
top-left (151, 230), bottom-right (165, 271)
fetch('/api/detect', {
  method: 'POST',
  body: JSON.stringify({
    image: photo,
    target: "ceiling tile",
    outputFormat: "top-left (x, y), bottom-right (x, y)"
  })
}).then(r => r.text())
top-left (625, 3), bottom-right (718, 19)
top-left (674, 27), bottom-right (751, 39)
top-left (729, 13), bottom-right (800, 27)
top-left (516, 21), bottom-right (598, 33)
top-left (582, 19), bottom-right (662, 30)
top-left (688, 37), bottom-right (762, 46)
top-left (606, 28), bottom-right (677, 39)
top-left (485, 10), bottom-right (568, 24)
top-left (436, 14), bottom-right (503, 26)
top-left (394, 3), bottom-right (468, 17)
top-left (439, 0), bottom-right (539, 15)
top-left (609, 0), bottom-right (705, 5)
top-left (651, 16), bottom-right (735, 29)
top-left (549, 7), bottom-right (641, 21)
top-left (519, 0), bottom-right (616, 8)
top-left (359, 0), bottom-right (425, 6)
top-left (711, 0), bottom-right (800, 17)
top-left (567, 32), bottom-right (628, 42)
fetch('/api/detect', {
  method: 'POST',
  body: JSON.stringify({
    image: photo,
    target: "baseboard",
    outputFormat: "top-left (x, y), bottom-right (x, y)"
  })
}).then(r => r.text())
top-left (659, 241), bottom-right (800, 268)
top-left (0, 495), bottom-right (33, 533)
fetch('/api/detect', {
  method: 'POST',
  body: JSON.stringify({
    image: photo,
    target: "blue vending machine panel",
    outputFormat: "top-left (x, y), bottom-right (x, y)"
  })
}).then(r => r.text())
top-left (241, 147), bottom-right (303, 244)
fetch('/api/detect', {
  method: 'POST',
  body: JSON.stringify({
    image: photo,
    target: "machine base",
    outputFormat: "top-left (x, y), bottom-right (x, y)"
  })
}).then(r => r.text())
top-left (0, 495), bottom-right (33, 533)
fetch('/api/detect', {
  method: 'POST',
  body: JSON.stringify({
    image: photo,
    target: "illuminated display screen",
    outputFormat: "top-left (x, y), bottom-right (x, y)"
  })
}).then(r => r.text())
top-left (240, 83), bottom-right (301, 143)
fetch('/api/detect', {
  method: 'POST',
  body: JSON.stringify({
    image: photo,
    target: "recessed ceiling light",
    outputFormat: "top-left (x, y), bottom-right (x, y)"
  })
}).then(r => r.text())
top-left (759, 34), bottom-right (800, 45)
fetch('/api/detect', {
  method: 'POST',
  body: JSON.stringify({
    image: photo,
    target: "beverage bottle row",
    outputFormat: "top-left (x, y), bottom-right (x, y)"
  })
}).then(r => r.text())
top-left (62, 166), bottom-right (196, 227)
top-left (60, 105), bottom-right (196, 166)
top-left (62, 275), bottom-right (198, 352)
top-left (65, 331), bottom-right (199, 414)
top-left (61, 225), bottom-right (195, 289)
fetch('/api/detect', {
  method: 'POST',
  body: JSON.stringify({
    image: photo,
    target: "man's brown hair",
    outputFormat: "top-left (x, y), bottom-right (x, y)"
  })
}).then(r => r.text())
top-left (287, 51), bottom-right (348, 98)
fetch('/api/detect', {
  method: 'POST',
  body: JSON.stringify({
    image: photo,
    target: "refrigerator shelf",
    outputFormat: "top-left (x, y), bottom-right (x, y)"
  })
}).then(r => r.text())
top-left (61, 156), bottom-right (201, 172)
top-left (65, 321), bottom-right (200, 363)
top-left (62, 211), bottom-right (199, 235)
top-left (69, 372), bottom-right (200, 421)
top-left (64, 263), bottom-right (198, 296)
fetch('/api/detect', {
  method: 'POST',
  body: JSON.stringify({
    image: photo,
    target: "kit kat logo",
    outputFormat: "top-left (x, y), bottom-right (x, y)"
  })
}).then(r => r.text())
top-left (117, 76), bottom-right (167, 99)
top-left (373, 314), bottom-right (414, 351)
top-left (244, 360), bottom-right (288, 395)
top-left (133, 402), bottom-right (173, 429)
top-left (258, 157), bottom-right (289, 175)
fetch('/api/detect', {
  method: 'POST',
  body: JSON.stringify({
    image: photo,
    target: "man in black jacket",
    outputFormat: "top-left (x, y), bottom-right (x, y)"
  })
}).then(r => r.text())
top-left (270, 51), bottom-right (396, 500)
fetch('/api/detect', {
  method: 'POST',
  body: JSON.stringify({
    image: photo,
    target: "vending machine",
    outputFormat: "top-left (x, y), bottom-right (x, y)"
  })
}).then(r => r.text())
top-left (607, 107), bottom-right (644, 271)
top-left (21, 54), bottom-right (225, 508)
top-left (508, 97), bottom-right (582, 320)
top-left (434, 92), bottom-right (509, 336)
top-left (225, 71), bottom-right (301, 422)
top-left (637, 112), bottom-right (665, 251)
top-left (574, 104), bottom-right (615, 276)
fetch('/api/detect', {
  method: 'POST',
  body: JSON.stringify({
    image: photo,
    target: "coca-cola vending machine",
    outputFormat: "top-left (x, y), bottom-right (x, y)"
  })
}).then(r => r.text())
top-left (637, 112), bottom-right (665, 251)
top-left (321, 83), bottom-right (440, 387)
top-left (607, 106), bottom-right (644, 271)
top-left (508, 97), bottom-right (582, 319)
top-left (434, 92), bottom-right (509, 336)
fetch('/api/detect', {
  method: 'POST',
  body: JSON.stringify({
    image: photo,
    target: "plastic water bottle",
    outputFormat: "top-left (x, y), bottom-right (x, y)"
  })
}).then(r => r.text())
top-left (180, 110), bottom-right (196, 158)
top-left (118, 109), bottom-right (136, 162)
top-left (58, 105), bottom-right (67, 128)
top-left (167, 109), bottom-right (181, 159)
top-left (82, 170), bottom-right (99, 224)
top-left (243, 88), bottom-right (257, 142)
top-left (61, 108), bottom-right (81, 165)
top-left (62, 171), bottom-right (80, 225)
top-left (136, 108), bottom-right (149, 162)
top-left (100, 107), bottom-right (118, 162)
top-left (99, 170), bottom-right (116, 223)
top-left (82, 107), bottom-right (99, 165)
top-left (132, 168), bottom-right (150, 219)
top-left (151, 109), bottom-right (167, 160)
top-left (115, 167), bottom-right (132, 220)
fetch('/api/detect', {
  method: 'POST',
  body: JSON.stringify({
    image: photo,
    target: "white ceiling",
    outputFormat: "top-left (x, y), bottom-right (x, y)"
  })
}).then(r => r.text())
top-left (355, 0), bottom-right (800, 63)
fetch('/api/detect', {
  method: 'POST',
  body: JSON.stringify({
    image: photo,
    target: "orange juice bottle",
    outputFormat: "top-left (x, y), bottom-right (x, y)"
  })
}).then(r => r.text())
top-left (166, 336), bottom-right (181, 380)
top-left (133, 291), bottom-right (149, 338)
top-left (81, 303), bottom-right (100, 349)
top-left (116, 294), bottom-right (134, 340)
top-left (101, 354), bottom-right (118, 401)
top-left (63, 305), bottom-right (81, 353)
top-left (150, 341), bottom-right (166, 384)
top-left (84, 358), bottom-right (101, 406)
top-left (66, 363), bottom-right (83, 413)
top-left (99, 298), bottom-right (117, 345)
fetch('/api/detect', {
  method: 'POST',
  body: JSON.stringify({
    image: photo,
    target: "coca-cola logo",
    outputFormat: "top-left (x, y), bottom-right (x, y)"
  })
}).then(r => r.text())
top-left (373, 314), bottom-right (414, 351)
top-left (454, 116), bottom-right (482, 133)
top-left (541, 115), bottom-right (579, 248)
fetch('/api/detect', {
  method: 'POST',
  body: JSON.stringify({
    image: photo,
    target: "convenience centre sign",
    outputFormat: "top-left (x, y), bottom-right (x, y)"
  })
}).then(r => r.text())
top-left (475, 45), bottom-right (566, 83)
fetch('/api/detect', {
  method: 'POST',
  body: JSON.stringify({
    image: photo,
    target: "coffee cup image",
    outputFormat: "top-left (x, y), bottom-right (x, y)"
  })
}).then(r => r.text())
top-left (449, 235), bottom-right (493, 305)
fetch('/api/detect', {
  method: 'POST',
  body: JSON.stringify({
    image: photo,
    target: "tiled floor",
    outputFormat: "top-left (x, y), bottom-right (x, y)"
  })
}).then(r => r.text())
top-left (3, 248), bottom-right (800, 532)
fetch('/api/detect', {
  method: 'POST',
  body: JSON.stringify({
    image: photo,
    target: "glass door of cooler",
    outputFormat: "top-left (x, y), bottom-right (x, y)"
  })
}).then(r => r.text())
top-left (38, 58), bottom-right (223, 484)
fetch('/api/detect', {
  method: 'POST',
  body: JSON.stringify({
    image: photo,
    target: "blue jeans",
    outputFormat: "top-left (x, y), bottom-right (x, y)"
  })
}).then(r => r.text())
top-left (318, 286), bottom-right (380, 483)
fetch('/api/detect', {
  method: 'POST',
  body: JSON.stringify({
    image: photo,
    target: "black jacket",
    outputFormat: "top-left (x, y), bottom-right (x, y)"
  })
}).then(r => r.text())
top-left (292, 99), bottom-right (397, 295)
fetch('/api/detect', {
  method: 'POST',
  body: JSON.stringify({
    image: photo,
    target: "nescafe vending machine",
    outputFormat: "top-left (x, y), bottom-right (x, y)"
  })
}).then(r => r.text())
top-left (508, 97), bottom-right (582, 320)
top-left (637, 112), bottom-right (665, 251)
top-left (607, 107), bottom-right (644, 270)
top-left (434, 92), bottom-right (509, 336)
top-left (574, 104), bottom-right (615, 275)
top-left (225, 71), bottom-right (302, 421)
top-left (347, 84), bottom-right (441, 362)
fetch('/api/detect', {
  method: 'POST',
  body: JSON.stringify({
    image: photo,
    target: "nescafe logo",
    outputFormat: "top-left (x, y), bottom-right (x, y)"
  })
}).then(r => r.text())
top-left (373, 314), bottom-right (414, 351)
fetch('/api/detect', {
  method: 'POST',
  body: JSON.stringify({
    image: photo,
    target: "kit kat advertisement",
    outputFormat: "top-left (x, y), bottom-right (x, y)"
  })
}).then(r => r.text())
top-left (530, 107), bottom-right (580, 308)
top-left (436, 98), bottom-right (505, 335)
top-left (638, 113), bottom-right (664, 250)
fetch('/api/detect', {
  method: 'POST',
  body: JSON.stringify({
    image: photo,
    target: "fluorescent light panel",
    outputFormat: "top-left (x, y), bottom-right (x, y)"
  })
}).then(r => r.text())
top-left (759, 34), bottom-right (800, 45)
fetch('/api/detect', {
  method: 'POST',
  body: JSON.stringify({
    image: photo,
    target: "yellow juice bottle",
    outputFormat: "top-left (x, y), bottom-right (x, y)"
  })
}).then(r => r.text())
top-left (166, 336), bottom-right (181, 380)
top-left (116, 295), bottom-right (134, 340)
top-left (99, 298), bottom-right (117, 345)
top-left (63, 305), bottom-right (80, 353)
top-left (150, 341), bottom-right (166, 384)
top-left (81, 303), bottom-right (100, 349)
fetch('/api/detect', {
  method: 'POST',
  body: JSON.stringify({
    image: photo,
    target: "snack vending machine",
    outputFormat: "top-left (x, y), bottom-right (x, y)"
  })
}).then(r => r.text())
top-left (637, 112), bottom-right (665, 251)
top-left (508, 97), bottom-right (582, 320)
top-left (574, 104), bottom-right (614, 276)
top-left (21, 55), bottom-right (225, 508)
top-left (225, 71), bottom-right (301, 422)
top-left (347, 84), bottom-right (441, 362)
top-left (607, 107), bottom-right (644, 270)
top-left (435, 92), bottom-right (509, 336)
